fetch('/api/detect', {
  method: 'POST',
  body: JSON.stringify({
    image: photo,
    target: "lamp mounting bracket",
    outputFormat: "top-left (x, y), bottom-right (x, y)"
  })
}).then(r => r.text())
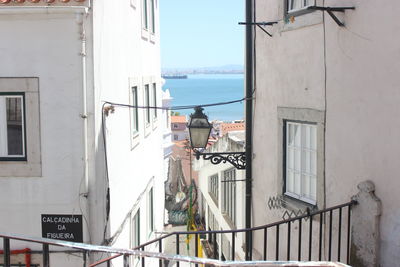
top-left (195, 151), bottom-right (246, 170)
top-left (239, 21), bottom-right (278, 37)
top-left (307, 6), bottom-right (355, 27)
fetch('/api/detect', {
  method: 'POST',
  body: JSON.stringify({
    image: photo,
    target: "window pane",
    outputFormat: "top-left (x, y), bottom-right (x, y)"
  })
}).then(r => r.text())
top-left (152, 83), bottom-right (157, 118)
top-left (132, 87), bottom-right (138, 132)
top-left (150, 0), bottom-right (155, 33)
top-left (0, 95), bottom-right (24, 157)
top-left (285, 122), bottom-right (317, 203)
top-left (145, 85), bottom-right (150, 124)
top-left (7, 97), bottom-right (23, 155)
top-left (142, 0), bottom-right (148, 29)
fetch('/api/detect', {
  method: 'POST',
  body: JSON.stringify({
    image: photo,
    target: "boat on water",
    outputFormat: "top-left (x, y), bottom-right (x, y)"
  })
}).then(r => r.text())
top-left (162, 74), bottom-right (188, 79)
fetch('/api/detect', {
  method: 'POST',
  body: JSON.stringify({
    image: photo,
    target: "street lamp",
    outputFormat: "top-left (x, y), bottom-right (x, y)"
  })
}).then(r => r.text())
top-left (187, 107), bottom-right (213, 149)
top-left (187, 107), bottom-right (246, 170)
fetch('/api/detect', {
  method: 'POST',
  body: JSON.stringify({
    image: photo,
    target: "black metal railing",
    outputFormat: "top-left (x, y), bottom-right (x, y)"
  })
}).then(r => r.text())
top-left (126, 200), bottom-right (356, 267)
top-left (0, 200), bottom-right (356, 267)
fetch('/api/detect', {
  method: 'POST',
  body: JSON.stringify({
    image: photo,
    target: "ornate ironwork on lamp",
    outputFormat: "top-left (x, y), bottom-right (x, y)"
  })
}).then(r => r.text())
top-left (187, 107), bottom-right (246, 169)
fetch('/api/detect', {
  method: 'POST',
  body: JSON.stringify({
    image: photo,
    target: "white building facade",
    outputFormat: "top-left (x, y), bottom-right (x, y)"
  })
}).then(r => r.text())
top-left (0, 0), bottom-right (164, 266)
top-left (195, 131), bottom-right (246, 261)
top-left (252, 0), bottom-right (400, 266)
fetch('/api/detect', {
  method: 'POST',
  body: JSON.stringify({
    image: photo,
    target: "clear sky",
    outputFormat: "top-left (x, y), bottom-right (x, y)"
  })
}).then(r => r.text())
top-left (159, 0), bottom-right (244, 69)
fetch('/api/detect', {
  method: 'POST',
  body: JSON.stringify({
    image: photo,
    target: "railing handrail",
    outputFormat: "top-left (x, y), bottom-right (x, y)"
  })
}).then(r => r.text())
top-left (0, 232), bottom-right (350, 267)
top-left (137, 200), bottom-right (357, 249)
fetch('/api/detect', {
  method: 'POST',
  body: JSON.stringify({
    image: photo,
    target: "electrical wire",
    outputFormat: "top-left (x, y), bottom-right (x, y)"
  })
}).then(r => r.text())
top-left (101, 95), bottom-right (251, 112)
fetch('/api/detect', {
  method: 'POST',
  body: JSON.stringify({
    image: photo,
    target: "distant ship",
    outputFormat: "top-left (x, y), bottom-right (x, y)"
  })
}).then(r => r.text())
top-left (162, 74), bottom-right (188, 79)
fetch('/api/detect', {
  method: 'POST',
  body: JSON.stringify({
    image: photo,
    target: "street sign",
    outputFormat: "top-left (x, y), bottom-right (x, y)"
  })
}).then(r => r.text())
top-left (41, 214), bottom-right (83, 242)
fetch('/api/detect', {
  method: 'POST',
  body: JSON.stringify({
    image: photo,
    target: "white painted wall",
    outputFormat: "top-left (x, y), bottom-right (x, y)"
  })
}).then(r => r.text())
top-left (0, 8), bottom-right (89, 266)
top-left (194, 133), bottom-right (246, 260)
top-left (91, 0), bottom-right (164, 265)
top-left (253, 0), bottom-right (400, 265)
top-left (0, 0), bottom-right (165, 266)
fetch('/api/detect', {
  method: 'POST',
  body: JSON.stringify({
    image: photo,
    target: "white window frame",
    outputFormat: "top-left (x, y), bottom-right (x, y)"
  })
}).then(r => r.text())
top-left (208, 173), bottom-right (219, 205)
top-left (287, 0), bottom-right (315, 13)
top-left (131, 209), bottom-right (140, 248)
top-left (144, 84), bottom-right (151, 127)
top-left (152, 83), bottom-right (157, 121)
top-left (222, 168), bottom-right (236, 226)
top-left (131, 86), bottom-right (139, 135)
top-left (0, 78), bottom-right (41, 177)
top-left (0, 93), bottom-right (26, 160)
top-left (149, 0), bottom-right (156, 34)
top-left (141, 0), bottom-right (148, 31)
top-left (148, 187), bottom-right (154, 235)
top-left (285, 121), bottom-right (317, 205)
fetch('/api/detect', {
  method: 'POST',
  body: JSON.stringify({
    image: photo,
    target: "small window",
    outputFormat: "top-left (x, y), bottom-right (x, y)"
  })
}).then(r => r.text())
top-left (132, 209), bottom-right (140, 248)
top-left (148, 187), bottom-right (154, 234)
top-left (287, 0), bottom-right (313, 13)
top-left (142, 0), bottom-right (148, 30)
top-left (285, 121), bottom-right (317, 204)
top-left (131, 86), bottom-right (139, 134)
top-left (152, 83), bottom-right (157, 119)
top-left (173, 134), bottom-right (178, 141)
top-left (222, 169), bottom-right (236, 225)
top-left (144, 84), bottom-right (150, 125)
top-left (0, 93), bottom-right (26, 161)
top-left (209, 174), bottom-right (219, 205)
top-left (173, 124), bottom-right (178, 129)
top-left (149, 0), bottom-right (155, 34)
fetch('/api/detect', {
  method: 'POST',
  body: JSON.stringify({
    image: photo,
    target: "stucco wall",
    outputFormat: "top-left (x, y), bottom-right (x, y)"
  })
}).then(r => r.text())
top-left (91, 0), bottom-right (164, 265)
top-left (253, 0), bottom-right (400, 265)
top-left (0, 10), bottom-right (89, 251)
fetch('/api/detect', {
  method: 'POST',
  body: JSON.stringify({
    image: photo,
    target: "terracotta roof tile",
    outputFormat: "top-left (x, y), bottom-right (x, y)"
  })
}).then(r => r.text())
top-left (0, 0), bottom-right (86, 5)
top-left (220, 122), bottom-right (245, 136)
top-left (171, 115), bottom-right (187, 123)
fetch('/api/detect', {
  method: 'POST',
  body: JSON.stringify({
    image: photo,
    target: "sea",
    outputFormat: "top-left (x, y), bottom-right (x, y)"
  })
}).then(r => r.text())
top-left (162, 74), bottom-right (244, 122)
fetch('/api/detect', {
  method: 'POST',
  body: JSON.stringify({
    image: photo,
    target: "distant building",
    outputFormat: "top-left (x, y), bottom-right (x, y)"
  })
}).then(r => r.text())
top-left (171, 115), bottom-right (189, 141)
top-left (219, 122), bottom-right (245, 137)
top-left (194, 131), bottom-right (246, 260)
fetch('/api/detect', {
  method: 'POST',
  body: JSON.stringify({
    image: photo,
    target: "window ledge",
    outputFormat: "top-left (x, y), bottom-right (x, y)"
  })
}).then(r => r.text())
top-left (131, 133), bottom-right (140, 150)
top-left (222, 213), bottom-right (236, 230)
top-left (209, 193), bottom-right (218, 207)
top-left (281, 8), bottom-right (322, 32)
top-left (282, 194), bottom-right (318, 214)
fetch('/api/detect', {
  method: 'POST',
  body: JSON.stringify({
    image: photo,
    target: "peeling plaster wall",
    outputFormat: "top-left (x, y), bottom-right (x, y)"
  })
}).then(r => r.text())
top-left (254, 0), bottom-right (400, 265)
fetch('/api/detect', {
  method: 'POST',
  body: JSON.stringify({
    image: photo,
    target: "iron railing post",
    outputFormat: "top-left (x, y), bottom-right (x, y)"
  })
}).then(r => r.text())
top-left (309, 215), bottom-right (313, 261)
top-left (3, 237), bottom-right (10, 267)
top-left (176, 234), bottom-right (180, 267)
top-left (298, 219), bottom-right (302, 261)
top-left (263, 228), bottom-right (267, 260)
top-left (195, 233), bottom-right (199, 267)
top-left (338, 207), bottom-right (342, 261)
top-left (123, 254), bottom-right (129, 267)
top-left (43, 243), bottom-right (50, 267)
top-left (159, 239), bottom-right (163, 267)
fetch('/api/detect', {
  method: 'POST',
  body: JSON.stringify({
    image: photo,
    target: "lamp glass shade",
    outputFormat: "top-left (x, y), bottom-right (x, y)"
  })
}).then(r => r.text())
top-left (189, 126), bottom-right (212, 148)
top-left (187, 108), bottom-right (212, 149)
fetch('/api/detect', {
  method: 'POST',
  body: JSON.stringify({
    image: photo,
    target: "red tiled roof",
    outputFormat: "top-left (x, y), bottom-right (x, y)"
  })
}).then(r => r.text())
top-left (171, 115), bottom-right (186, 124)
top-left (0, 0), bottom-right (86, 4)
top-left (220, 122), bottom-right (245, 136)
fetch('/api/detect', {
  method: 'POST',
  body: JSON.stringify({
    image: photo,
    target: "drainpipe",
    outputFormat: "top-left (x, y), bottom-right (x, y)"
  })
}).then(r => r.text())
top-left (244, 0), bottom-right (253, 260)
top-left (76, 10), bottom-right (91, 244)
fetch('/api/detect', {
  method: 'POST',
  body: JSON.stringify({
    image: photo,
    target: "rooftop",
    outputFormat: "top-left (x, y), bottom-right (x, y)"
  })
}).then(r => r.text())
top-left (220, 122), bottom-right (245, 136)
top-left (0, 0), bottom-right (87, 6)
top-left (171, 115), bottom-right (187, 124)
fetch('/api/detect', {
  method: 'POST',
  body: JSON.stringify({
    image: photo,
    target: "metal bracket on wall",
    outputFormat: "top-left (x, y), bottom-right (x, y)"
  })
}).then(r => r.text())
top-left (307, 6), bottom-right (355, 27)
top-left (195, 151), bottom-right (246, 169)
top-left (238, 21), bottom-right (278, 37)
